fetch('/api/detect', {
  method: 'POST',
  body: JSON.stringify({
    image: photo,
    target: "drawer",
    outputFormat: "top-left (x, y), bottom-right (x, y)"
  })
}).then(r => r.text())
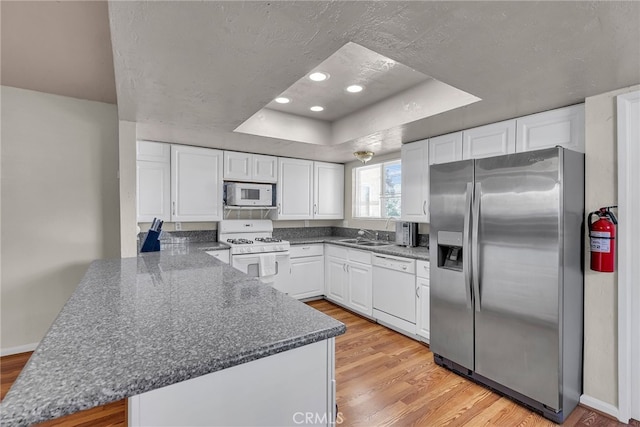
top-left (416, 260), bottom-right (430, 279)
top-left (348, 248), bottom-right (371, 265)
top-left (290, 244), bottom-right (324, 258)
top-left (325, 244), bottom-right (348, 259)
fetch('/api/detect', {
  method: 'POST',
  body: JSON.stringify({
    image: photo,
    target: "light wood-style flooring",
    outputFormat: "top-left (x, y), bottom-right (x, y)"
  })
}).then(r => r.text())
top-left (1, 299), bottom-right (636, 426)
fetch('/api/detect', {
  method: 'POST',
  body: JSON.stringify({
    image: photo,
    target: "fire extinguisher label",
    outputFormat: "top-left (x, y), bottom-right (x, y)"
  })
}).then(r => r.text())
top-left (591, 231), bottom-right (611, 253)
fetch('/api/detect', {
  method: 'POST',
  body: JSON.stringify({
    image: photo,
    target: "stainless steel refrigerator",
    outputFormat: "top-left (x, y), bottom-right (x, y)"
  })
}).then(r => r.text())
top-left (429, 147), bottom-right (584, 423)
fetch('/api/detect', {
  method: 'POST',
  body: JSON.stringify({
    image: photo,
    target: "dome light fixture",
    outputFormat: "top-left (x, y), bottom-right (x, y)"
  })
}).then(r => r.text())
top-left (353, 151), bottom-right (374, 163)
top-left (310, 106), bottom-right (324, 112)
top-left (274, 97), bottom-right (290, 104)
top-left (346, 84), bottom-right (364, 93)
top-left (309, 72), bottom-right (329, 82)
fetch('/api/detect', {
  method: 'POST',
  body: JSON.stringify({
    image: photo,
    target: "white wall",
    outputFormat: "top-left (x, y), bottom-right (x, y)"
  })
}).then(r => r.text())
top-left (0, 86), bottom-right (120, 353)
top-left (582, 84), bottom-right (640, 408)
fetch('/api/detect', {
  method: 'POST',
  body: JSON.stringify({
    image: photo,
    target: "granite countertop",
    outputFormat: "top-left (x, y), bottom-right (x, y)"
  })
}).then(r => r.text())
top-left (288, 236), bottom-right (430, 261)
top-left (1, 252), bottom-right (345, 426)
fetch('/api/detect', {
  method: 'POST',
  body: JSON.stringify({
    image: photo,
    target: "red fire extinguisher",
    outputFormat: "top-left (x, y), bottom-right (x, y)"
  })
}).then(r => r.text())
top-left (588, 206), bottom-right (617, 272)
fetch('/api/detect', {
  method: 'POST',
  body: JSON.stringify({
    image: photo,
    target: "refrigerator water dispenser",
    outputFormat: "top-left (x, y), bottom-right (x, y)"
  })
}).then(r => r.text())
top-left (437, 231), bottom-right (464, 271)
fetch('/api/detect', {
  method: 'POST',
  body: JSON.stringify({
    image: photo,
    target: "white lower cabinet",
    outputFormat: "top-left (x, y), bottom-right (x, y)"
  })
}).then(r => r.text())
top-left (324, 245), bottom-right (372, 317)
top-left (129, 339), bottom-right (336, 427)
top-left (287, 245), bottom-right (325, 299)
top-left (416, 260), bottom-right (430, 342)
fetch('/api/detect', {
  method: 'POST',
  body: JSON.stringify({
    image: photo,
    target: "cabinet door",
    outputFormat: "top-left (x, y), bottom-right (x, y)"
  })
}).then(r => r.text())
top-left (348, 262), bottom-right (373, 316)
top-left (416, 278), bottom-right (430, 340)
top-left (137, 160), bottom-right (171, 222)
top-left (401, 139), bottom-right (429, 222)
top-left (171, 145), bottom-right (223, 222)
top-left (276, 158), bottom-right (313, 219)
top-left (314, 162), bottom-right (344, 219)
top-left (325, 256), bottom-right (347, 304)
top-left (429, 132), bottom-right (463, 165)
top-left (252, 155), bottom-right (278, 183)
top-left (137, 141), bottom-right (170, 162)
top-left (223, 151), bottom-right (252, 181)
top-left (463, 120), bottom-right (516, 160)
top-left (289, 256), bottom-right (325, 299)
top-left (516, 104), bottom-right (585, 153)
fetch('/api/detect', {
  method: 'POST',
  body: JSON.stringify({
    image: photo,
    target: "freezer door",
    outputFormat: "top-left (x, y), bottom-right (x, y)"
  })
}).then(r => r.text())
top-left (429, 160), bottom-right (475, 370)
top-left (473, 148), bottom-right (561, 410)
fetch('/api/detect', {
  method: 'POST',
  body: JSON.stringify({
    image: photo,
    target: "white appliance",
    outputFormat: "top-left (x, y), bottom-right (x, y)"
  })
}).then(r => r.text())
top-left (218, 220), bottom-right (290, 290)
top-left (372, 253), bottom-right (417, 336)
top-left (226, 183), bottom-right (273, 207)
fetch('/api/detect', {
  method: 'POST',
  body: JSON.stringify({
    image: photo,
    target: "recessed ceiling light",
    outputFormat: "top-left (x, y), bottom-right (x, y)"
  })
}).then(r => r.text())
top-left (346, 85), bottom-right (364, 93)
top-left (309, 72), bottom-right (329, 82)
top-left (310, 106), bottom-right (324, 112)
top-left (274, 97), bottom-right (290, 104)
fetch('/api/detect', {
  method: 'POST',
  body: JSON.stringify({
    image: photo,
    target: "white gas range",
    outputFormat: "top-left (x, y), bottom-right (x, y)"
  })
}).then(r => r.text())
top-left (218, 220), bottom-right (290, 289)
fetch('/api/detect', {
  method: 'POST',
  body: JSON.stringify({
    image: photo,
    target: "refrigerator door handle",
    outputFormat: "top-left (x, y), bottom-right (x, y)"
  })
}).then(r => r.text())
top-left (463, 182), bottom-right (473, 309)
top-left (472, 182), bottom-right (482, 312)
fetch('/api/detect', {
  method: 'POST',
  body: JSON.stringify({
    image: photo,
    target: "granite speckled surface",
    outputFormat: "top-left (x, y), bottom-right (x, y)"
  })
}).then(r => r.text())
top-left (289, 236), bottom-right (430, 260)
top-left (0, 252), bottom-right (345, 426)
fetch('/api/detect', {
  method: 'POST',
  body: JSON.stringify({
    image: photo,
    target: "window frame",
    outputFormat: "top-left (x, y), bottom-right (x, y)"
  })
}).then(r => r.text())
top-left (352, 159), bottom-right (401, 220)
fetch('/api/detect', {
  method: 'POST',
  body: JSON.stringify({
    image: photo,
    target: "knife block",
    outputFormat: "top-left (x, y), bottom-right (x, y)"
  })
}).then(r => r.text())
top-left (140, 230), bottom-right (161, 252)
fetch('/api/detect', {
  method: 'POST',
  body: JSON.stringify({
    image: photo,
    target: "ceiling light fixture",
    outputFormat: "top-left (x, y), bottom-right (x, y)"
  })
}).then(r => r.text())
top-left (309, 72), bottom-right (329, 82)
top-left (310, 106), bottom-right (324, 112)
top-left (346, 85), bottom-right (364, 93)
top-left (353, 151), bottom-right (374, 163)
top-left (274, 97), bottom-right (290, 104)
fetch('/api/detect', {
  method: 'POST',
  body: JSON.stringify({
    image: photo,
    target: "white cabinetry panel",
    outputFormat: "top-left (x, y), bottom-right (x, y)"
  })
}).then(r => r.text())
top-left (224, 152), bottom-right (278, 183)
top-left (275, 158), bottom-right (314, 219)
top-left (171, 145), bottom-right (223, 222)
top-left (401, 139), bottom-right (429, 222)
top-left (463, 120), bottom-right (516, 160)
top-left (314, 162), bottom-right (344, 219)
top-left (516, 104), bottom-right (585, 153)
top-left (429, 132), bottom-right (463, 165)
top-left (136, 141), bottom-right (171, 222)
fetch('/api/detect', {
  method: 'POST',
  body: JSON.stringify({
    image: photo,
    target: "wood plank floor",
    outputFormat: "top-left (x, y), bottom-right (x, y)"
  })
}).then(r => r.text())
top-left (1, 299), bottom-right (636, 426)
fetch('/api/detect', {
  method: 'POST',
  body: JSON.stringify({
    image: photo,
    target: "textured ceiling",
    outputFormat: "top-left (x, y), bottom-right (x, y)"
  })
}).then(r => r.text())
top-left (0, 1), bottom-right (116, 104)
top-left (265, 42), bottom-right (431, 122)
top-left (3, 2), bottom-right (638, 163)
top-left (109, 1), bottom-right (640, 162)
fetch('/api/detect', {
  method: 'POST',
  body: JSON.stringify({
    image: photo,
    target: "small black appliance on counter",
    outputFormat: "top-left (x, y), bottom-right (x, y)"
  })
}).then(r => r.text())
top-left (140, 218), bottom-right (163, 252)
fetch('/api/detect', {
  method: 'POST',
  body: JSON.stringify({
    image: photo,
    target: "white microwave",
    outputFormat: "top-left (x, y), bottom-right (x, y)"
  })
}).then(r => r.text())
top-left (226, 183), bottom-right (273, 206)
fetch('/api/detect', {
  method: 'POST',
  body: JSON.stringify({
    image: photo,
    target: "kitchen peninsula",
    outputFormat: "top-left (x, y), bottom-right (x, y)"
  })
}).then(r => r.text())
top-left (0, 250), bottom-right (345, 426)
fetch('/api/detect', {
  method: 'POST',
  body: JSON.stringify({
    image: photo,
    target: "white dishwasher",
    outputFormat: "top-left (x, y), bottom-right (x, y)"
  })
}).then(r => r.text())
top-left (372, 253), bottom-right (417, 336)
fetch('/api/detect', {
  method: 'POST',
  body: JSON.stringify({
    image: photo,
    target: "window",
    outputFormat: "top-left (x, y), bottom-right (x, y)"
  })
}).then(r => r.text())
top-left (353, 160), bottom-right (401, 218)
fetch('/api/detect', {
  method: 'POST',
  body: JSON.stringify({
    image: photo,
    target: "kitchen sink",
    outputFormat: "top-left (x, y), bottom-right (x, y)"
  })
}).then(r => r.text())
top-left (339, 239), bottom-right (392, 247)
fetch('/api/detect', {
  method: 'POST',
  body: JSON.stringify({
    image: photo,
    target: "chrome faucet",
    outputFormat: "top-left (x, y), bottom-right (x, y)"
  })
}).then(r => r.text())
top-left (358, 229), bottom-right (379, 241)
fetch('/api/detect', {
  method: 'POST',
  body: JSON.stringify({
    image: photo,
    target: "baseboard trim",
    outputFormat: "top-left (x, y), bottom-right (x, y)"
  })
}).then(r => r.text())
top-left (580, 394), bottom-right (624, 422)
top-left (1, 342), bottom-right (38, 357)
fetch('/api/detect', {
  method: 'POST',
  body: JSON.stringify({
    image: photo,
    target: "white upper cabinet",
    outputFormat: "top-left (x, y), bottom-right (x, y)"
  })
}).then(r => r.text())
top-left (171, 145), bottom-right (223, 222)
top-left (401, 139), bottom-right (429, 222)
top-left (275, 158), bottom-right (314, 220)
top-left (314, 162), bottom-right (344, 220)
top-left (137, 141), bottom-right (171, 222)
top-left (223, 151), bottom-right (277, 183)
top-left (137, 140), bottom-right (170, 163)
top-left (463, 119), bottom-right (516, 160)
top-left (516, 104), bottom-right (585, 153)
top-left (252, 154), bottom-right (278, 183)
top-left (429, 132), bottom-right (463, 165)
